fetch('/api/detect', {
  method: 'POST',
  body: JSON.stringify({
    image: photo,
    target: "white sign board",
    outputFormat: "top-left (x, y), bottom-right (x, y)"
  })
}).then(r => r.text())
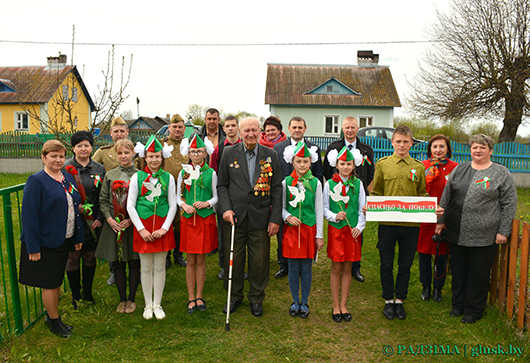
top-left (366, 196), bottom-right (438, 223)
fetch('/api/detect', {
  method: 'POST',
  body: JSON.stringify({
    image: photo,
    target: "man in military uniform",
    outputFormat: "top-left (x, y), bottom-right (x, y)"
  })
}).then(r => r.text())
top-left (162, 114), bottom-right (189, 268)
top-left (93, 116), bottom-right (131, 171)
top-left (370, 125), bottom-right (429, 321)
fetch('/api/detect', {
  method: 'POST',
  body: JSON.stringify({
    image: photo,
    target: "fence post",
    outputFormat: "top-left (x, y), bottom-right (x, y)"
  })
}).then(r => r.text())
top-left (2, 192), bottom-right (24, 335)
top-left (506, 219), bottom-right (520, 319)
top-left (517, 223), bottom-right (529, 330)
top-left (498, 243), bottom-right (509, 309)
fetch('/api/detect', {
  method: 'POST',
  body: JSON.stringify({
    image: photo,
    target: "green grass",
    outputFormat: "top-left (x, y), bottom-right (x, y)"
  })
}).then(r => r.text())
top-left (0, 180), bottom-right (529, 362)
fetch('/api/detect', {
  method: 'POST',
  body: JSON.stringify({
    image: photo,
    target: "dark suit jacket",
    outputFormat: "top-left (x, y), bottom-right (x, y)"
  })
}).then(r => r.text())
top-left (217, 143), bottom-right (282, 230)
top-left (323, 137), bottom-right (375, 194)
top-left (21, 170), bottom-right (85, 254)
top-left (273, 138), bottom-right (324, 185)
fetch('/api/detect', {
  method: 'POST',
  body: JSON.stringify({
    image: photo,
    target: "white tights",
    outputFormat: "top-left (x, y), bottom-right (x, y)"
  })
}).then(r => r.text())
top-left (139, 252), bottom-right (167, 307)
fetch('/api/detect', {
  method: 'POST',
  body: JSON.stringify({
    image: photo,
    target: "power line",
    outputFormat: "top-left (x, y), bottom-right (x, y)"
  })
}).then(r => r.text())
top-left (0, 39), bottom-right (440, 47)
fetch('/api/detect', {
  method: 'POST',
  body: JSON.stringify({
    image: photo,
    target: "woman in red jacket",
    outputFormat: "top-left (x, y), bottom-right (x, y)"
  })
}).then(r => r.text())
top-left (417, 134), bottom-right (458, 303)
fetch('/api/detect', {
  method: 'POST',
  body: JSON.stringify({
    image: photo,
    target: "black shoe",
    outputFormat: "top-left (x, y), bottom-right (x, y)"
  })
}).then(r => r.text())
top-left (187, 300), bottom-right (197, 314)
top-left (45, 313), bottom-right (73, 331)
top-left (298, 303), bottom-right (309, 319)
top-left (383, 303), bottom-right (395, 320)
top-left (352, 270), bottom-right (364, 282)
top-left (175, 255), bottom-right (187, 267)
top-left (450, 308), bottom-right (464, 317)
top-left (47, 316), bottom-right (72, 338)
top-left (289, 302), bottom-right (300, 317)
top-left (72, 298), bottom-right (79, 310)
top-left (274, 268), bottom-right (288, 278)
top-left (433, 288), bottom-right (442, 303)
top-left (250, 303), bottom-right (263, 317)
top-left (461, 315), bottom-right (478, 324)
top-left (196, 298), bottom-right (207, 311)
top-left (341, 312), bottom-right (352, 322)
top-left (82, 290), bottom-right (95, 304)
top-left (218, 269), bottom-right (224, 280)
top-left (421, 285), bottom-right (431, 301)
top-left (223, 299), bottom-right (242, 314)
top-left (243, 271), bottom-right (248, 280)
top-left (395, 304), bottom-right (407, 320)
top-left (165, 256), bottom-right (171, 269)
top-left (332, 311), bottom-right (342, 323)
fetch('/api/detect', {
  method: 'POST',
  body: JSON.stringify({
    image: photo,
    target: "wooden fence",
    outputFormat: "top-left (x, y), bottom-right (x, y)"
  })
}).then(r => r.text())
top-left (2, 132), bottom-right (530, 172)
top-left (0, 130), bottom-right (157, 158)
top-left (489, 220), bottom-right (530, 331)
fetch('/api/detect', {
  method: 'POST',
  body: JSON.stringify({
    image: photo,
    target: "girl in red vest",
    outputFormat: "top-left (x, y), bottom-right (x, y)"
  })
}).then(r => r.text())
top-left (177, 135), bottom-right (217, 314)
top-left (324, 146), bottom-right (366, 323)
top-left (282, 142), bottom-right (324, 318)
top-left (127, 135), bottom-right (177, 320)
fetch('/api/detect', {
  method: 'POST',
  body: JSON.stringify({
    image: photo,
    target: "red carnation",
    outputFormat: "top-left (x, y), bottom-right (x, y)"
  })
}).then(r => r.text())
top-left (65, 165), bottom-right (78, 175)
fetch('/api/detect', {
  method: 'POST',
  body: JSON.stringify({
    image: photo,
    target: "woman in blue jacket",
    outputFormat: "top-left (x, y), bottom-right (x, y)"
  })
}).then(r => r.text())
top-left (19, 140), bottom-right (84, 338)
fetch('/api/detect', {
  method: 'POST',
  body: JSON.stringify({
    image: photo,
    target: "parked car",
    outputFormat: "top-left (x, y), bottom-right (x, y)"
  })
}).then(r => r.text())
top-left (357, 127), bottom-right (424, 145)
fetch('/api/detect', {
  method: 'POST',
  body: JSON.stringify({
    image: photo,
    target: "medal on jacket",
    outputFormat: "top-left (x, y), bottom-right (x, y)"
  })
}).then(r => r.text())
top-left (410, 168), bottom-right (418, 181)
top-left (475, 176), bottom-right (490, 189)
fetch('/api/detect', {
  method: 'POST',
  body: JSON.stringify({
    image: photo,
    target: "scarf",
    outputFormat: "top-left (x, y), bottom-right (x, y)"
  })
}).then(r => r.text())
top-left (141, 165), bottom-right (167, 196)
top-left (289, 169), bottom-right (314, 194)
top-left (331, 173), bottom-right (356, 198)
top-left (425, 158), bottom-right (449, 191)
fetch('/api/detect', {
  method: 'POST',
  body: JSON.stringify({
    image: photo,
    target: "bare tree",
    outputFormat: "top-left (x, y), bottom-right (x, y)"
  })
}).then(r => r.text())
top-left (407, 0), bottom-right (530, 142)
top-left (91, 45), bottom-right (133, 132)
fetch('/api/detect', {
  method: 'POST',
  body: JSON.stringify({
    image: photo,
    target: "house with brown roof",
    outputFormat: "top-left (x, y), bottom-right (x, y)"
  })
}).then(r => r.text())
top-left (265, 51), bottom-right (401, 137)
top-left (0, 54), bottom-right (95, 133)
top-left (128, 115), bottom-right (169, 131)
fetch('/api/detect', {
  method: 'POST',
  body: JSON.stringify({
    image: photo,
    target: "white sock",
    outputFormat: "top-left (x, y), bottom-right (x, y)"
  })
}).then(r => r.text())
top-left (395, 300), bottom-right (403, 304)
top-left (385, 300), bottom-right (394, 304)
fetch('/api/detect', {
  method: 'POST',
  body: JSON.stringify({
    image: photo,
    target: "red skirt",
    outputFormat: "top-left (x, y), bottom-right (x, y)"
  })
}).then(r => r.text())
top-left (417, 223), bottom-right (448, 255)
top-left (133, 215), bottom-right (176, 254)
top-left (180, 213), bottom-right (218, 254)
top-left (327, 225), bottom-right (361, 262)
top-left (282, 224), bottom-right (317, 259)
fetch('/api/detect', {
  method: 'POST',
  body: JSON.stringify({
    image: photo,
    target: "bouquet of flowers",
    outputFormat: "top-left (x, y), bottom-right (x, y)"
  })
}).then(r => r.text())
top-left (112, 180), bottom-right (129, 261)
top-left (65, 165), bottom-right (93, 220)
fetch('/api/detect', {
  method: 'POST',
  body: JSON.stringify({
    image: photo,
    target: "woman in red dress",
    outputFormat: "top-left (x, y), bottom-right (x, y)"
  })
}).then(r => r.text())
top-left (417, 134), bottom-right (458, 302)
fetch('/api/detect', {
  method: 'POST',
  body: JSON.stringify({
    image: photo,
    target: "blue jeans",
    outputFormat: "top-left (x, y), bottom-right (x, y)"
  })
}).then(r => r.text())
top-left (287, 258), bottom-right (312, 304)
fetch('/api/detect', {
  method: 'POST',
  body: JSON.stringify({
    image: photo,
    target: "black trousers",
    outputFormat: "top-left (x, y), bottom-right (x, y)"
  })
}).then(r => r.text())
top-left (418, 252), bottom-right (448, 288)
top-left (351, 233), bottom-right (363, 273)
top-left (377, 225), bottom-right (419, 301)
top-left (223, 216), bottom-right (270, 304)
top-left (276, 222), bottom-right (288, 270)
top-left (449, 243), bottom-right (497, 318)
top-left (168, 229), bottom-right (182, 259)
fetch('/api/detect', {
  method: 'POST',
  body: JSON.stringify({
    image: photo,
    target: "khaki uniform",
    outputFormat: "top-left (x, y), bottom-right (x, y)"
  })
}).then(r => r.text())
top-left (93, 143), bottom-right (140, 172)
top-left (162, 136), bottom-right (189, 228)
top-left (371, 153), bottom-right (428, 227)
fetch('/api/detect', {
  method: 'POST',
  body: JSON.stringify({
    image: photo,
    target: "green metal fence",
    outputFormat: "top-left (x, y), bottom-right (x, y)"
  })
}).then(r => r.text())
top-left (0, 183), bottom-right (42, 341)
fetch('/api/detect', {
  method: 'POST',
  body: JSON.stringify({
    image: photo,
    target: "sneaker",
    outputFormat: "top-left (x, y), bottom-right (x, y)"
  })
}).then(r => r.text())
top-left (395, 303), bottom-right (407, 320)
top-left (153, 305), bottom-right (166, 320)
top-left (143, 305), bottom-right (153, 320)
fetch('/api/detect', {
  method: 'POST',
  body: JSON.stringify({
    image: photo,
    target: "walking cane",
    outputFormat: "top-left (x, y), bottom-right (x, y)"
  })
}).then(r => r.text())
top-left (225, 218), bottom-right (236, 331)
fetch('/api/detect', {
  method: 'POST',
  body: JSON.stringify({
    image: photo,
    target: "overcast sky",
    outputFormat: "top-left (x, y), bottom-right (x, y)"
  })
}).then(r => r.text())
top-left (1, 0), bottom-right (529, 136)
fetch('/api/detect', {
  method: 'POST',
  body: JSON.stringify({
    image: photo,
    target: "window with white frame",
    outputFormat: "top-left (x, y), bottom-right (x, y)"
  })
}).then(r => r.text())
top-left (74, 116), bottom-right (78, 127)
top-left (324, 115), bottom-right (340, 135)
top-left (15, 112), bottom-right (29, 131)
top-left (72, 87), bottom-right (78, 102)
top-left (63, 85), bottom-right (69, 100)
top-left (359, 116), bottom-right (374, 128)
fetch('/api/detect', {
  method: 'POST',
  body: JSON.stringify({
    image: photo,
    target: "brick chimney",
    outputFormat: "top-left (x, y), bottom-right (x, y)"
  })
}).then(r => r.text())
top-left (357, 50), bottom-right (379, 67)
top-left (46, 54), bottom-right (67, 70)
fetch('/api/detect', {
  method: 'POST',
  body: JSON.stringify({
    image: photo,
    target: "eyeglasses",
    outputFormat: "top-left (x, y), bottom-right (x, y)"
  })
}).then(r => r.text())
top-left (189, 150), bottom-right (205, 155)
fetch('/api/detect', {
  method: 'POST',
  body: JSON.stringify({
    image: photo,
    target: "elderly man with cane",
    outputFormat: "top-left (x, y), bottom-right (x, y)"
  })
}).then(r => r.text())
top-left (218, 117), bottom-right (282, 318)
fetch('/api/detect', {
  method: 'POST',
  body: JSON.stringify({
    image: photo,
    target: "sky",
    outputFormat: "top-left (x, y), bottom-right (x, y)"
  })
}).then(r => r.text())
top-left (1, 0), bottom-right (529, 136)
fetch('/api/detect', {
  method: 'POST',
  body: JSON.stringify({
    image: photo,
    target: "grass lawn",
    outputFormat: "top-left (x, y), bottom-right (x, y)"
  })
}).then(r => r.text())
top-left (0, 178), bottom-right (529, 362)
